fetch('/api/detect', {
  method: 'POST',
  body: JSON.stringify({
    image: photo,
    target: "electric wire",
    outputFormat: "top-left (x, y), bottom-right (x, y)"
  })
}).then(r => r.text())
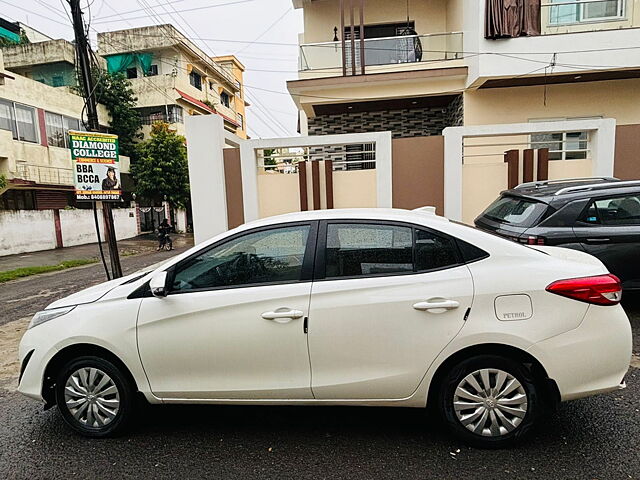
top-left (92, 0), bottom-right (256, 24)
top-left (13, 0), bottom-right (639, 135)
top-left (233, 6), bottom-right (293, 56)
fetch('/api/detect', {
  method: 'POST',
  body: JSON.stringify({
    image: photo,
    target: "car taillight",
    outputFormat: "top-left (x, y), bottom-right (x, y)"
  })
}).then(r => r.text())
top-left (517, 235), bottom-right (545, 245)
top-left (546, 274), bottom-right (622, 306)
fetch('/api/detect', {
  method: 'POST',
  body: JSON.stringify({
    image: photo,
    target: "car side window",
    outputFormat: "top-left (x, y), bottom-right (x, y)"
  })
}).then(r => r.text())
top-left (415, 229), bottom-right (460, 271)
top-left (580, 202), bottom-right (600, 224)
top-left (325, 224), bottom-right (413, 278)
top-left (171, 225), bottom-right (310, 291)
top-left (581, 195), bottom-right (640, 226)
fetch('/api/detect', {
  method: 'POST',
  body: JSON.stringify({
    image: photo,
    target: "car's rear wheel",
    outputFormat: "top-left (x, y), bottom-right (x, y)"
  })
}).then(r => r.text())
top-left (55, 356), bottom-right (133, 437)
top-left (438, 355), bottom-right (540, 448)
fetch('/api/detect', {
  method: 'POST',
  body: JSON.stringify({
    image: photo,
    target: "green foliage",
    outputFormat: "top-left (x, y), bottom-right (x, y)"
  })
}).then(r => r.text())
top-left (263, 148), bottom-right (277, 166)
top-left (0, 259), bottom-right (97, 283)
top-left (202, 99), bottom-right (217, 110)
top-left (0, 37), bottom-right (15, 48)
top-left (132, 122), bottom-right (190, 208)
top-left (0, 174), bottom-right (7, 190)
top-left (92, 70), bottom-right (143, 159)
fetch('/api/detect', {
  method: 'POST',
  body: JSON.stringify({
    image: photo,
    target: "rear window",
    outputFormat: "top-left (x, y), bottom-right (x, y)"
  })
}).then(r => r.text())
top-left (480, 196), bottom-right (547, 227)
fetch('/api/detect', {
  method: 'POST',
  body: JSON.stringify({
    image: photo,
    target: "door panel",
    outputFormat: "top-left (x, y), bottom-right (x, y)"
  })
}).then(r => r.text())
top-left (308, 266), bottom-right (473, 400)
top-left (137, 222), bottom-right (316, 400)
top-left (573, 225), bottom-right (640, 288)
top-left (573, 194), bottom-right (640, 289)
top-left (137, 284), bottom-right (312, 399)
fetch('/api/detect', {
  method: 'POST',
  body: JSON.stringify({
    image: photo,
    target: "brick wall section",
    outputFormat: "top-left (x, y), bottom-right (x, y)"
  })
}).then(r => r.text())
top-left (308, 95), bottom-right (463, 139)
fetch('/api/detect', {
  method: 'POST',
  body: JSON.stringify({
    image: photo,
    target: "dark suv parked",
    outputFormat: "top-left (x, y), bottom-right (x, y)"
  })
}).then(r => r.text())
top-left (475, 177), bottom-right (640, 290)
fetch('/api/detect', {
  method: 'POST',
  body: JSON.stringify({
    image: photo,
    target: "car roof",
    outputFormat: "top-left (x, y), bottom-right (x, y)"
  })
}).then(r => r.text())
top-left (242, 207), bottom-right (450, 229)
top-left (235, 207), bottom-right (528, 257)
top-left (501, 177), bottom-right (640, 203)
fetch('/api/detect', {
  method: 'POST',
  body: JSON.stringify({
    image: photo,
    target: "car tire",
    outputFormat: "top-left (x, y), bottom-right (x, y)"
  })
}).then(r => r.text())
top-left (55, 356), bottom-right (134, 438)
top-left (438, 354), bottom-right (540, 449)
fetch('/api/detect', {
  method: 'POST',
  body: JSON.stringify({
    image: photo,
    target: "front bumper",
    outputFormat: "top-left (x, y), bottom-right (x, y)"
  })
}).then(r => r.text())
top-left (527, 304), bottom-right (632, 401)
top-left (17, 327), bottom-right (55, 402)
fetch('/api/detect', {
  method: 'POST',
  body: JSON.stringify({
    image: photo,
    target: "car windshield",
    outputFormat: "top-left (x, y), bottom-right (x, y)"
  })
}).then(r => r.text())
top-left (481, 196), bottom-right (547, 227)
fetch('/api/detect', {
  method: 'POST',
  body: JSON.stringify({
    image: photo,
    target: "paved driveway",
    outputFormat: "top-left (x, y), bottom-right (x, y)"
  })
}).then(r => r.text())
top-left (0, 253), bottom-right (638, 479)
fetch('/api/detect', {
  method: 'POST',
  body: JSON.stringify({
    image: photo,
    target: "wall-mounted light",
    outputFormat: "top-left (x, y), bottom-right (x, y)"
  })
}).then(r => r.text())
top-left (333, 26), bottom-right (339, 42)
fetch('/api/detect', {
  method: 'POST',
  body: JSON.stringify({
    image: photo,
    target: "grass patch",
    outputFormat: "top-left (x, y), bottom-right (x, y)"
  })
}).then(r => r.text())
top-left (0, 258), bottom-right (98, 283)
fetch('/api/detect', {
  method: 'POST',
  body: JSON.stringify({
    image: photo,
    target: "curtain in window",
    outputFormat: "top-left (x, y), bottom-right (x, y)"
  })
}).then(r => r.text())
top-left (105, 53), bottom-right (155, 75)
top-left (14, 104), bottom-right (38, 143)
top-left (485, 0), bottom-right (541, 39)
top-left (105, 54), bottom-right (136, 74)
top-left (45, 112), bottom-right (65, 148)
top-left (136, 53), bottom-right (154, 75)
top-left (64, 117), bottom-right (80, 133)
top-left (0, 99), bottom-right (17, 139)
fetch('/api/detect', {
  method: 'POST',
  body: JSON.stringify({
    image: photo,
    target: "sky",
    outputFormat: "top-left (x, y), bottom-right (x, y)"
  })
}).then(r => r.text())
top-left (0, 0), bottom-right (304, 139)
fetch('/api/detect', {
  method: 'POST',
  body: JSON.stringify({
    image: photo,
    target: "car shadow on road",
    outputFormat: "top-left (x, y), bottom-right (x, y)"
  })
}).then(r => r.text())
top-left (133, 402), bottom-right (449, 441)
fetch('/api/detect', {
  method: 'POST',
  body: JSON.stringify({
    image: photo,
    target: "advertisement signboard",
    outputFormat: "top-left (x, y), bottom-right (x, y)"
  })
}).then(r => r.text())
top-left (69, 131), bottom-right (122, 201)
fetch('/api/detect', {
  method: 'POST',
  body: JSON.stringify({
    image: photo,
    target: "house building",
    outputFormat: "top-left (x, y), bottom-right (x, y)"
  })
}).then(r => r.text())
top-left (0, 20), bottom-right (252, 247)
top-left (2, 38), bottom-right (77, 88)
top-left (0, 49), bottom-right (117, 209)
top-left (0, 49), bottom-right (139, 255)
top-left (287, 0), bottom-right (640, 223)
top-left (97, 25), bottom-right (248, 140)
top-left (212, 55), bottom-right (249, 139)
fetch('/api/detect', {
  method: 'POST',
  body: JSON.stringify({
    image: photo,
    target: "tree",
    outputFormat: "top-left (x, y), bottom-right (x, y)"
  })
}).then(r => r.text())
top-left (93, 70), bottom-right (143, 159)
top-left (132, 122), bottom-right (190, 208)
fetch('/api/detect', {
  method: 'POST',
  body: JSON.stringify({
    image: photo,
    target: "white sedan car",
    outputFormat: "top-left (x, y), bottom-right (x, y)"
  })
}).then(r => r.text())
top-left (18, 208), bottom-right (632, 448)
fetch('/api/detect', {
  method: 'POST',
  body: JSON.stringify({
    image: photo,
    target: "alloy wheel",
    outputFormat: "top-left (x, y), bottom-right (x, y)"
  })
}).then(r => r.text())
top-left (453, 368), bottom-right (528, 437)
top-left (64, 367), bottom-right (121, 428)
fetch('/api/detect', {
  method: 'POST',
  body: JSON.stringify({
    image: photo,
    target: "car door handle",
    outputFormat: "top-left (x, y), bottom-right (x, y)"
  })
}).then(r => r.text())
top-left (585, 238), bottom-right (610, 244)
top-left (413, 299), bottom-right (460, 312)
top-left (261, 309), bottom-right (304, 321)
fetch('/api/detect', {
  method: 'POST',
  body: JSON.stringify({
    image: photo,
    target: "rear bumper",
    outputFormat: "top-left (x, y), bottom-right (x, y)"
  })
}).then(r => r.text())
top-left (527, 304), bottom-right (632, 401)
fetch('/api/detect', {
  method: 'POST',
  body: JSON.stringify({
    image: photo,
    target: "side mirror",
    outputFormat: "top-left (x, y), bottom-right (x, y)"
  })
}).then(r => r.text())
top-left (149, 271), bottom-right (169, 298)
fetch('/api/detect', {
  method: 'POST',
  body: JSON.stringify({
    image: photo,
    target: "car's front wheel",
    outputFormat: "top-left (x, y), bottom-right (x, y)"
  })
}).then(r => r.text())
top-left (55, 356), bottom-right (133, 437)
top-left (439, 355), bottom-right (540, 448)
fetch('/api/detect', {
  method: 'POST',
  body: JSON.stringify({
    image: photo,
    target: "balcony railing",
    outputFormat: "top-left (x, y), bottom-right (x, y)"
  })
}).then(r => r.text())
top-left (299, 32), bottom-right (463, 73)
top-left (140, 111), bottom-right (184, 125)
top-left (15, 164), bottom-right (74, 186)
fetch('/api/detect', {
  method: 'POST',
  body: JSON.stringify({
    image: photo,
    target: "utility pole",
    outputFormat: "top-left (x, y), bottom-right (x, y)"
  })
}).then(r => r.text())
top-left (68, 0), bottom-right (123, 279)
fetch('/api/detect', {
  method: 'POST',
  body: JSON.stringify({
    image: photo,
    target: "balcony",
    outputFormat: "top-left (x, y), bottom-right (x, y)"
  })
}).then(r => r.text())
top-left (2, 39), bottom-right (76, 70)
top-left (299, 32), bottom-right (463, 75)
top-left (15, 164), bottom-right (74, 186)
top-left (140, 109), bottom-right (184, 125)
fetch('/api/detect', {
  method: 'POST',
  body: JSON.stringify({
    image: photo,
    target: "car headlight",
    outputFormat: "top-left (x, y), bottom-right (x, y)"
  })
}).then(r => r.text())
top-left (29, 306), bottom-right (76, 329)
